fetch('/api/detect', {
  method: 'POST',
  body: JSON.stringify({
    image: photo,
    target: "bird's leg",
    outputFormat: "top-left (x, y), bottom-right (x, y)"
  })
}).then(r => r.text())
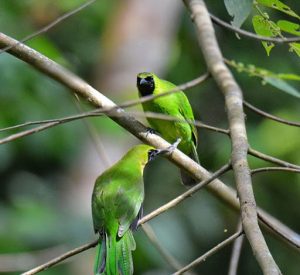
top-left (148, 138), bottom-right (181, 161)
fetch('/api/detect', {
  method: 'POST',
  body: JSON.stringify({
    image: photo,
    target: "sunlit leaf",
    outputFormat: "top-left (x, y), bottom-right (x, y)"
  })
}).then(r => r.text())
top-left (252, 15), bottom-right (278, 55)
top-left (278, 73), bottom-right (300, 81)
top-left (264, 77), bottom-right (300, 98)
top-left (277, 20), bottom-right (300, 36)
top-left (224, 0), bottom-right (253, 27)
top-left (289, 43), bottom-right (300, 57)
top-left (257, 0), bottom-right (300, 19)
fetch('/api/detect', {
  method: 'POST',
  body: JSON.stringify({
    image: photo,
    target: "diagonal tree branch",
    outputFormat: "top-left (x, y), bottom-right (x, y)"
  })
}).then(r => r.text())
top-left (0, 32), bottom-right (299, 258)
top-left (172, 230), bottom-right (244, 275)
top-left (248, 148), bottom-right (300, 170)
top-left (243, 101), bottom-right (300, 128)
top-left (21, 241), bottom-right (98, 275)
top-left (209, 13), bottom-right (300, 44)
top-left (182, 0), bottom-right (281, 274)
top-left (0, 0), bottom-right (96, 55)
top-left (228, 220), bottom-right (244, 275)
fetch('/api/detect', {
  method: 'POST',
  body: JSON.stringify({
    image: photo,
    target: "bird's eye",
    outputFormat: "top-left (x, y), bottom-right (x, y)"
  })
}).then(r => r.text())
top-left (145, 76), bottom-right (153, 82)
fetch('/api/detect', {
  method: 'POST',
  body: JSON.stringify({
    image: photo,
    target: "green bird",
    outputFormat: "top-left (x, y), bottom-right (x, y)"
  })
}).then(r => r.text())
top-left (92, 144), bottom-right (161, 275)
top-left (137, 72), bottom-right (199, 186)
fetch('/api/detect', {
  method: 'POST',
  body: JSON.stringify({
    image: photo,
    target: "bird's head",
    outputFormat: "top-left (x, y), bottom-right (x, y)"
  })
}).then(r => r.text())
top-left (136, 72), bottom-right (156, 96)
top-left (126, 144), bottom-right (163, 168)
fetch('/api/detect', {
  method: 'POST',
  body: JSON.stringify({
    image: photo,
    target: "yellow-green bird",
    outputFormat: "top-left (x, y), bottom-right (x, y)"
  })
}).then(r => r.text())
top-left (137, 72), bottom-right (199, 186)
top-left (92, 144), bottom-right (162, 275)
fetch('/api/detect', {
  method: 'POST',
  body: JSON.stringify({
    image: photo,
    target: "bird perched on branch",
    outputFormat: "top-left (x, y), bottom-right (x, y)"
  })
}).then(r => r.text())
top-left (137, 72), bottom-right (199, 186)
top-left (92, 144), bottom-right (164, 275)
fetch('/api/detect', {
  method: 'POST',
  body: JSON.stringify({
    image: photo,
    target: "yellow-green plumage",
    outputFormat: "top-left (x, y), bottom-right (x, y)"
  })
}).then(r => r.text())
top-left (137, 72), bottom-right (199, 186)
top-left (92, 144), bottom-right (154, 275)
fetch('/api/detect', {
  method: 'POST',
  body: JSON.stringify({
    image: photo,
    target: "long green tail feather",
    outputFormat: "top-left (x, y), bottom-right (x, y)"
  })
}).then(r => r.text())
top-left (94, 231), bottom-right (135, 275)
top-left (117, 231), bottom-right (135, 275)
top-left (94, 234), bottom-right (107, 275)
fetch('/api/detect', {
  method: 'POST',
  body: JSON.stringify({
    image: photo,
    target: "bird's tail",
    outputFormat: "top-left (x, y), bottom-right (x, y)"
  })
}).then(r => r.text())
top-left (94, 233), bottom-right (108, 275)
top-left (94, 231), bottom-right (136, 275)
top-left (180, 144), bottom-right (199, 187)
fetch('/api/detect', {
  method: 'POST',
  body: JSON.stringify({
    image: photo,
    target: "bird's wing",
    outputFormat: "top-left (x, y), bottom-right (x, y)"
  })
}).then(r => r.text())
top-left (116, 179), bottom-right (144, 238)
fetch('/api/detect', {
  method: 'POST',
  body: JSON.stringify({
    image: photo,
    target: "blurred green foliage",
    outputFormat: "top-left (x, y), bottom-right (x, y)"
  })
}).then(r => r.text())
top-left (0, 1), bottom-right (299, 275)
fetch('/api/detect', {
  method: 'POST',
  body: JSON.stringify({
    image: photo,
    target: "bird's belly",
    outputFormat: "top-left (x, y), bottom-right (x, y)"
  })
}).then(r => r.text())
top-left (148, 117), bottom-right (192, 154)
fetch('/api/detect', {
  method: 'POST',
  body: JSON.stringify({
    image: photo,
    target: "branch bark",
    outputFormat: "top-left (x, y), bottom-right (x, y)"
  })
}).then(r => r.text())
top-left (182, 1), bottom-right (281, 274)
top-left (0, 32), bottom-right (299, 263)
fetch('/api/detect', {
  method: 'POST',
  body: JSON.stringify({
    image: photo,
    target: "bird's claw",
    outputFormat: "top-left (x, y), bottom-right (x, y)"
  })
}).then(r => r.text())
top-left (149, 138), bottom-right (182, 161)
top-left (145, 127), bottom-right (157, 137)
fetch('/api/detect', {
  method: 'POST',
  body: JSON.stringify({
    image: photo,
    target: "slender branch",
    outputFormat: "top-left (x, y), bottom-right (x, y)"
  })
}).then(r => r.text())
top-left (173, 230), bottom-right (244, 275)
top-left (139, 162), bottom-right (232, 224)
top-left (0, 110), bottom-right (228, 145)
top-left (183, 0), bottom-right (281, 274)
top-left (21, 241), bottom-right (98, 275)
top-left (0, 121), bottom-right (62, 145)
top-left (228, 221), bottom-right (244, 275)
top-left (210, 13), bottom-right (300, 43)
top-left (248, 147), bottom-right (300, 170)
top-left (252, 167), bottom-right (300, 175)
top-left (244, 101), bottom-right (300, 128)
top-left (141, 224), bottom-right (186, 272)
top-left (72, 95), bottom-right (112, 167)
top-left (257, 212), bottom-right (300, 249)
top-left (120, 72), bottom-right (210, 109)
top-left (0, 32), bottom-right (298, 257)
top-left (0, 246), bottom-right (66, 272)
top-left (0, 0), bottom-right (96, 55)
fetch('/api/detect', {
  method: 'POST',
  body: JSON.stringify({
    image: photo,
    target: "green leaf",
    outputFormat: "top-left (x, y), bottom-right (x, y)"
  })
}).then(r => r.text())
top-left (278, 73), bottom-right (300, 81)
top-left (289, 43), bottom-right (300, 57)
top-left (277, 20), bottom-right (300, 36)
top-left (257, 0), bottom-right (300, 19)
top-left (264, 77), bottom-right (300, 98)
top-left (252, 15), bottom-right (278, 55)
top-left (224, 0), bottom-right (253, 28)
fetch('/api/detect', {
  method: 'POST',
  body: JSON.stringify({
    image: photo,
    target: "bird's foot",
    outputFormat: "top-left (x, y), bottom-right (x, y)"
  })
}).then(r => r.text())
top-left (145, 127), bottom-right (157, 137)
top-left (167, 138), bottom-right (181, 153)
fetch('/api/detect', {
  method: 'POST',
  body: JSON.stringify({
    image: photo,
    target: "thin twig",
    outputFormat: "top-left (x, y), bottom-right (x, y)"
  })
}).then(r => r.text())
top-left (141, 224), bottom-right (185, 272)
top-left (210, 13), bottom-right (300, 43)
top-left (0, 110), bottom-right (228, 145)
top-left (0, 245), bottom-right (66, 272)
top-left (21, 241), bottom-right (98, 275)
top-left (244, 101), bottom-right (300, 128)
top-left (139, 162), bottom-right (232, 224)
top-left (248, 147), bottom-right (300, 170)
top-left (0, 32), bottom-right (299, 254)
top-left (121, 73), bottom-right (210, 108)
top-left (73, 95), bottom-right (111, 167)
top-left (257, 212), bottom-right (300, 249)
top-left (0, 0), bottom-right (96, 55)
top-left (228, 221), bottom-right (244, 275)
top-left (251, 167), bottom-right (300, 175)
top-left (172, 230), bottom-right (244, 275)
top-left (183, 1), bottom-right (281, 274)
